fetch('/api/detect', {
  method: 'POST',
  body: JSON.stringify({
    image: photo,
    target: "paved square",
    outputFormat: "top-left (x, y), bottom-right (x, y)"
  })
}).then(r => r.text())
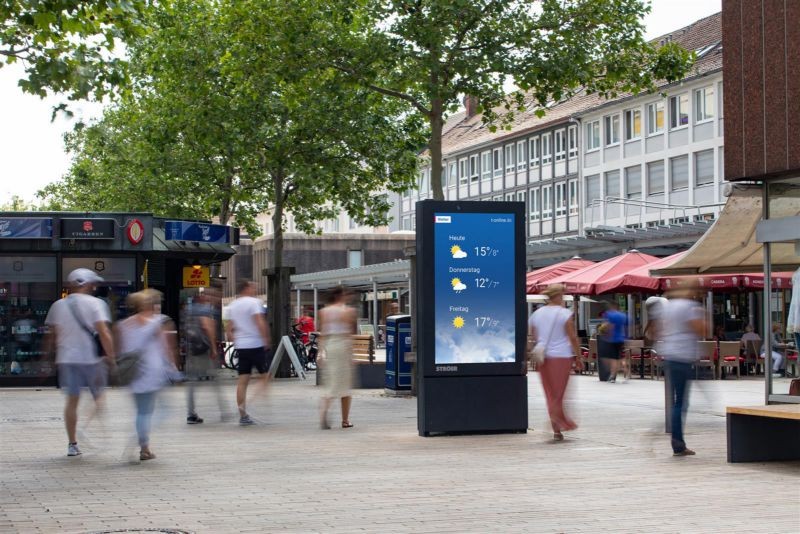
top-left (1, 373), bottom-right (798, 533)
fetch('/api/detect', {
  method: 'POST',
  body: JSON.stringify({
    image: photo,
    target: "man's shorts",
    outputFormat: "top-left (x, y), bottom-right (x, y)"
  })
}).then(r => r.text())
top-left (600, 341), bottom-right (624, 360)
top-left (236, 347), bottom-right (273, 376)
top-left (58, 362), bottom-right (107, 398)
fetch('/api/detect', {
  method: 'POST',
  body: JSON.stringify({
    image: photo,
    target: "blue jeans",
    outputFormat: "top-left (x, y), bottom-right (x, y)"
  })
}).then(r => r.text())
top-left (134, 392), bottom-right (158, 447)
top-left (665, 361), bottom-right (693, 453)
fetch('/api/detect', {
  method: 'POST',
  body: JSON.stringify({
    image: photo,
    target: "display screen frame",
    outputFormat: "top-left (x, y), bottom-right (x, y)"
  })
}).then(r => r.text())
top-left (416, 200), bottom-right (526, 378)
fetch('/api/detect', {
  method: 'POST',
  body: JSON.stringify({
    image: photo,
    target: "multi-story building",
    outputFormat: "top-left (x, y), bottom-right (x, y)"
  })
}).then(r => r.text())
top-left (390, 12), bottom-right (725, 268)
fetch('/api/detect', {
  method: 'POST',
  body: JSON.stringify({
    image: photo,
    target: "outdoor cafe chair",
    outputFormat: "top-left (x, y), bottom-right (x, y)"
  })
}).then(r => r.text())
top-left (695, 341), bottom-right (717, 379)
top-left (718, 341), bottom-right (743, 379)
top-left (623, 339), bottom-right (647, 378)
top-left (650, 348), bottom-right (664, 380)
top-left (581, 338), bottom-right (598, 375)
top-left (742, 339), bottom-right (762, 375)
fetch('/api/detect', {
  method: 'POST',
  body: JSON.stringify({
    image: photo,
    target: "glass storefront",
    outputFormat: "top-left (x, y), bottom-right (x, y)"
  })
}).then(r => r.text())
top-left (0, 256), bottom-right (58, 379)
top-left (62, 257), bottom-right (137, 322)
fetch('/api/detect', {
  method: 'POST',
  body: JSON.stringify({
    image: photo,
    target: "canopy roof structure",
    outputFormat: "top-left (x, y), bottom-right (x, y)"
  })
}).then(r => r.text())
top-left (654, 185), bottom-right (800, 275)
top-left (533, 250), bottom-right (659, 295)
top-left (525, 257), bottom-right (594, 294)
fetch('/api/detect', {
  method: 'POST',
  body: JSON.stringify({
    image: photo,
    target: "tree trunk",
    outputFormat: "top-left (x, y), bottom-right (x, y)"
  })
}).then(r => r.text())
top-left (268, 170), bottom-right (293, 377)
top-left (271, 170), bottom-right (285, 271)
top-left (429, 97), bottom-right (445, 200)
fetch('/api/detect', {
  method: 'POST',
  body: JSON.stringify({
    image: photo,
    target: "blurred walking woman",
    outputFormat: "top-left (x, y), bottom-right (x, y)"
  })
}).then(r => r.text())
top-left (115, 289), bottom-right (178, 461)
top-left (528, 284), bottom-right (580, 441)
top-left (319, 286), bottom-right (357, 429)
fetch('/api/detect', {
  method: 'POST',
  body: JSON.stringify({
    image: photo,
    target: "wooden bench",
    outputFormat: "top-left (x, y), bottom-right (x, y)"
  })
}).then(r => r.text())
top-left (726, 404), bottom-right (800, 462)
top-left (352, 335), bottom-right (375, 363)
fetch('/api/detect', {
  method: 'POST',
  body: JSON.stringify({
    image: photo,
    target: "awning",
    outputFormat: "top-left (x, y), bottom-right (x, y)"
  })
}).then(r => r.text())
top-left (739, 272), bottom-right (794, 289)
top-left (654, 185), bottom-right (800, 275)
top-left (660, 273), bottom-right (742, 292)
top-left (526, 257), bottom-right (594, 294)
top-left (534, 250), bottom-right (659, 295)
top-left (594, 252), bottom-right (686, 295)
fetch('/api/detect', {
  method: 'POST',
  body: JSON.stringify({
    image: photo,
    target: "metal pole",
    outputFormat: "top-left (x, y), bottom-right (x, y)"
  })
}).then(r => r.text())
top-left (372, 280), bottom-right (378, 346)
top-left (763, 184), bottom-right (772, 404)
top-left (706, 291), bottom-right (713, 339)
top-left (295, 288), bottom-right (301, 320)
top-left (313, 287), bottom-right (318, 319)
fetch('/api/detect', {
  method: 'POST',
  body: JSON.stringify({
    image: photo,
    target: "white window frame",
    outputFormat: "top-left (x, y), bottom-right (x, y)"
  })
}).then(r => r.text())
top-left (529, 188), bottom-right (540, 221)
top-left (694, 149), bottom-right (715, 186)
top-left (625, 165), bottom-right (642, 199)
top-left (505, 192), bottom-right (515, 202)
top-left (586, 120), bottom-right (601, 151)
top-left (529, 136), bottom-right (540, 167)
top-left (586, 174), bottom-right (601, 207)
top-left (516, 190), bottom-right (527, 220)
top-left (458, 158), bottom-right (468, 185)
top-left (492, 148), bottom-right (502, 178)
top-left (694, 86), bottom-right (714, 123)
top-left (604, 170), bottom-right (620, 199)
top-left (568, 179), bottom-right (578, 215)
top-left (646, 101), bottom-right (665, 136)
top-left (448, 162), bottom-right (457, 188)
top-left (604, 114), bottom-right (620, 146)
top-left (554, 182), bottom-right (567, 217)
top-left (647, 160), bottom-right (665, 195)
top-left (516, 140), bottom-right (527, 171)
top-left (624, 108), bottom-right (642, 141)
top-left (554, 130), bottom-right (566, 162)
top-left (567, 126), bottom-right (578, 158)
top-left (541, 185), bottom-right (552, 218)
top-left (469, 154), bottom-right (479, 182)
top-left (504, 144), bottom-right (515, 174)
top-left (480, 151), bottom-right (491, 181)
top-left (669, 93), bottom-right (689, 130)
top-left (541, 133), bottom-right (552, 165)
top-left (669, 155), bottom-right (689, 191)
top-left (419, 168), bottom-right (428, 199)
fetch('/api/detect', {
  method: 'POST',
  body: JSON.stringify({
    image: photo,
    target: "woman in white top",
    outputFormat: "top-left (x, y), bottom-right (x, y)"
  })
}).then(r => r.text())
top-left (528, 284), bottom-right (580, 441)
top-left (318, 286), bottom-right (357, 429)
top-left (114, 289), bottom-right (178, 461)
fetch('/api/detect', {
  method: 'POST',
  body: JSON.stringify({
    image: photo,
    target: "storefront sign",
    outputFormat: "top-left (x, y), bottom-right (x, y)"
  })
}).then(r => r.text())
top-left (0, 217), bottom-right (53, 239)
top-left (182, 266), bottom-right (210, 288)
top-left (60, 218), bottom-right (116, 239)
top-left (165, 221), bottom-right (229, 244)
top-left (126, 219), bottom-right (145, 245)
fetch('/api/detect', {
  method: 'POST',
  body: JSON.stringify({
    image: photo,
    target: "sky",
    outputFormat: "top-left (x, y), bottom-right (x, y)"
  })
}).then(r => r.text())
top-left (0, 0), bottom-right (722, 204)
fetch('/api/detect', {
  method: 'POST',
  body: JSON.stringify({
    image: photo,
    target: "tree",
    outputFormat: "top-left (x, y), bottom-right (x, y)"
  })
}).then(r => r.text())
top-left (0, 194), bottom-right (38, 211)
top-left (308, 0), bottom-right (694, 200)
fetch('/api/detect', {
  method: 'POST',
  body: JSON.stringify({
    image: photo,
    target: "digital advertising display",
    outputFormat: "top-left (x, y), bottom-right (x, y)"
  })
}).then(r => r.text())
top-left (433, 212), bottom-right (516, 365)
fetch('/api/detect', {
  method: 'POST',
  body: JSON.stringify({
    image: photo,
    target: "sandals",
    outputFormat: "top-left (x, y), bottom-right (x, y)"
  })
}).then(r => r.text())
top-left (342, 422), bottom-right (354, 428)
top-left (552, 432), bottom-right (564, 442)
top-left (139, 450), bottom-right (156, 461)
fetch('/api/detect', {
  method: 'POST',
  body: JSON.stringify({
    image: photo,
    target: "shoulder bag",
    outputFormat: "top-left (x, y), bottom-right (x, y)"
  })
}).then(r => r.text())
top-left (531, 309), bottom-right (560, 366)
top-left (115, 321), bottom-right (161, 386)
top-left (66, 297), bottom-right (105, 358)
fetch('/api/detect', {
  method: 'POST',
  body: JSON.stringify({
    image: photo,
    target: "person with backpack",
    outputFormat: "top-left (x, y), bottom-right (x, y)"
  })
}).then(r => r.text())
top-left (184, 292), bottom-right (229, 424)
top-left (114, 289), bottom-right (178, 461)
top-left (43, 268), bottom-right (115, 457)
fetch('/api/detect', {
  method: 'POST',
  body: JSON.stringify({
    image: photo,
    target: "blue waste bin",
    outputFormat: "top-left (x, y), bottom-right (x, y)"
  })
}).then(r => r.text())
top-left (385, 314), bottom-right (412, 390)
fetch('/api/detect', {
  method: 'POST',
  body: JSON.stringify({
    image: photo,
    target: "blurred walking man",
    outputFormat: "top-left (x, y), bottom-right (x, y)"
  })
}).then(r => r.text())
top-left (44, 269), bottom-right (115, 456)
top-left (225, 280), bottom-right (271, 426)
top-left (660, 283), bottom-right (706, 456)
top-left (185, 292), bottom-right (229, 424)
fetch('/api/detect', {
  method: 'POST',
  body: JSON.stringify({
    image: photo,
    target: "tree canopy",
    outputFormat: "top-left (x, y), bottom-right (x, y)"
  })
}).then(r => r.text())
top-left (304, 0), bottom-right (695, 199)
top-left (1, 0), bottom-right (151, 107)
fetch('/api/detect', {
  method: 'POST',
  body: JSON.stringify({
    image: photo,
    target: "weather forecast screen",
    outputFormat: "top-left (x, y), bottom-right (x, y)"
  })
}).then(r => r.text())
top-left (433, 212), bottom-right (516, 364)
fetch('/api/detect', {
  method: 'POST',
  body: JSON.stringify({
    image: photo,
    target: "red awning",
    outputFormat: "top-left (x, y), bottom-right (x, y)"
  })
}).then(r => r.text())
top-left (526, 257), bottom-right (595, 294)
top-left (534, 251), bottom-right (659, 295)
top-left (660, 273), bottom-right (742, 291)
top-left (594, 252), bottom-right (686, 295)
top-left (740, 272), bottom-right (795, 289)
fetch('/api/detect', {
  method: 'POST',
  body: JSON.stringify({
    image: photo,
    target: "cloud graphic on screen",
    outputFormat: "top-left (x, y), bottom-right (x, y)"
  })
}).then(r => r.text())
top-left (436, 327), bottom-right (515, 364)
top-left (452, 250), bottom-right (468, 259)
top-left (453, 282), bottom-right (467, 293)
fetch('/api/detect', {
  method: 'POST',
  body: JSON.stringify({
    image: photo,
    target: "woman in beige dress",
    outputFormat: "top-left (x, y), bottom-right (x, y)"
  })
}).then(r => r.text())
top-left (319, 286), bottom-right (357, 429)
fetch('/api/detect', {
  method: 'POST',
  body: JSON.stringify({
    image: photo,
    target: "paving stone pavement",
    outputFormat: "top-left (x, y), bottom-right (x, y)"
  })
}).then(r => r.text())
top-left (0, 373), bottom-right (798, 534)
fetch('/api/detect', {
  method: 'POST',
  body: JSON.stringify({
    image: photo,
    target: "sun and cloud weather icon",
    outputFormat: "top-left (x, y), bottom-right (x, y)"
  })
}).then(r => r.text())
top-left (451, 277), bottom-right (467, 293)
top-left (450, 245), bottom-right (468, 259)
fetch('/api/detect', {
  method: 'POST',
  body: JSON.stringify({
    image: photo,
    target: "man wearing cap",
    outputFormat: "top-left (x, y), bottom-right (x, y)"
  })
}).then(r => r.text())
top-left (43, 268), bottom-right (115, 457)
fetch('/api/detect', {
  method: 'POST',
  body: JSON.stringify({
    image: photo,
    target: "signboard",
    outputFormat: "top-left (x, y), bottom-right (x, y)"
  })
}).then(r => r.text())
top-left (434, 212), bottom-right (516, 365)
top-left (165, 221), bottom-right (229, 244)
top-left (0, 217), bottom-right (53, 239)
top-left (62, 257), bottom-right (136, 284)
top-left (125, 219), bottom-right (145, 245)
top-left (183, 266), bottom-right (210, 288)
top-left (61, 218), bottom-right (116, 239)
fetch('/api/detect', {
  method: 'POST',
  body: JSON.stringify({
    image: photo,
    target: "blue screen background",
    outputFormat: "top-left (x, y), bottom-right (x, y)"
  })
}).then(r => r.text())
top-left (434, 212), bottom-right (516, 364)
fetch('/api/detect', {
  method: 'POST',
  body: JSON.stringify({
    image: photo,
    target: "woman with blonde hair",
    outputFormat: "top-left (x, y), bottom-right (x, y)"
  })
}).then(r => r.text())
top-left (318, 286), bottom-right (357, 429)
top-left (114, 289), bottom-right (179, 461)
top-left (528, 284), bottom-right (580, 441)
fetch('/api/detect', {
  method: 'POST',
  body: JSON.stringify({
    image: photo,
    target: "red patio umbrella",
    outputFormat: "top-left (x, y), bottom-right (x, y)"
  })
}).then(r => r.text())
top-left (526, 257), bottom-right (595, 294)
top-left (594, 252), bottom-right (686, 295)
top-left (534, 250), bottom-right (659, 295)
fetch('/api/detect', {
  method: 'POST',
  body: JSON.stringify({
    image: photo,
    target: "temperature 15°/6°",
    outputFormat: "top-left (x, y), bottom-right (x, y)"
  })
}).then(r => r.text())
top-left (473, 246), bottom-right (499, 257)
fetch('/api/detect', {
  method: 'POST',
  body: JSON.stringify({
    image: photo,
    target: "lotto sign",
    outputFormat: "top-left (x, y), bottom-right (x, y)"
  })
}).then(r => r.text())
top-left (182, 266), bottom-right (210, 288)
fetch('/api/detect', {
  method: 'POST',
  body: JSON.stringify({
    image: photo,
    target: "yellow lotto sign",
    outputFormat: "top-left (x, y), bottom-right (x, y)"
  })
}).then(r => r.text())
top-left (182, 266), bottom-right (210, 288)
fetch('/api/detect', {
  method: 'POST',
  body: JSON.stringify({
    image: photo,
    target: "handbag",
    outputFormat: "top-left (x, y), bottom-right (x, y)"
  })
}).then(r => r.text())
top-left (115, 321), bottom-right (162, 386)
top-left (66, 297), bottom-right (105, 358)
top-left (531, 309), bottom-right (560, 365)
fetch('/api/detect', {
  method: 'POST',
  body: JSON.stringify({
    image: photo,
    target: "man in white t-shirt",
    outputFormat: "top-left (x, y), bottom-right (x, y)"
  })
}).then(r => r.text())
top-left (43, 268), bottom-right (115, 457)
top-left (225, 280), bottom-right (270, 426)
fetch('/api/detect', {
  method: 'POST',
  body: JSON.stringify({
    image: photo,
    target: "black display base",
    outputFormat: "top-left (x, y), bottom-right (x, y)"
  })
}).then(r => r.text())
top-left (417, 375), bottom-right (528, 436)
top-left (726, 413), bottom-right (800, 462)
